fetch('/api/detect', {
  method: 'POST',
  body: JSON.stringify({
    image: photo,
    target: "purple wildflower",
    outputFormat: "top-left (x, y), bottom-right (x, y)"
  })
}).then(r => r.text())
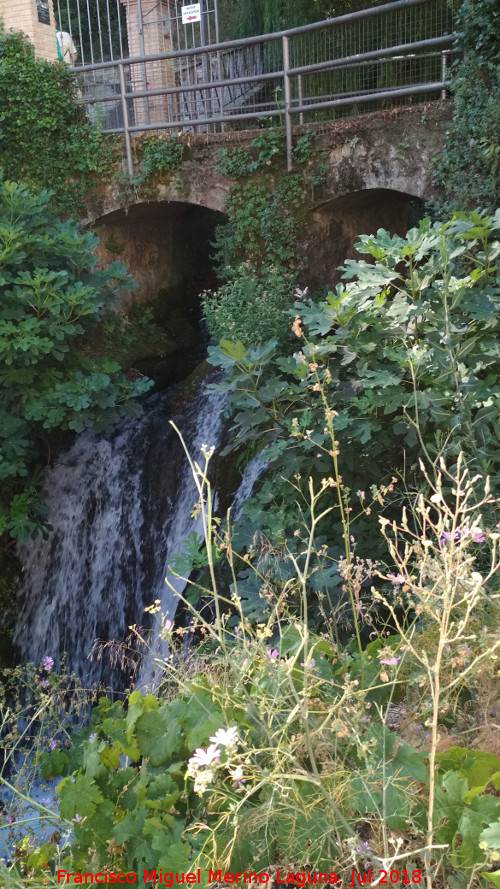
top-left (361, 715), bottom-right (371, 724)
top-left (439, 530), bottom-right (461, 547)
top-left (440, 526), bottom-right (485, 546)
top-left (6, 815), bottom-right (15, 824)
top-left (72, 814), bottom-right (83, 823)
top-left (40, 797), bottom-right (52, 807)
top-left (47, 738), bottom-right (57, 751)
top-left (379, 656), bottom-right (400, 666)
top-left (40, 679), bottom-right (49, 689)
top-left (42, 656), bottom-right (54, 672)
top-left (264, 649), bottom-right (279, 659)
top-left (163, 618), bottom-right (173, 630)
top-left (388, 573), bottom-right (405, 585)
top-left (300, 658), bottom-right (316, 669)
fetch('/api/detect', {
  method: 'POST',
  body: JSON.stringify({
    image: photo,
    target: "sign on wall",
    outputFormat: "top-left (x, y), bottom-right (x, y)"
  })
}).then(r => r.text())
top-left (181, 4), bottom-right (201, 24)
top-left (35, 0), bottom-right (51, 25)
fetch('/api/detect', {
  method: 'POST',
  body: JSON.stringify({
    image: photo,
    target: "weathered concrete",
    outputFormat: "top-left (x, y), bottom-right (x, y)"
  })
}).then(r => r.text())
top-left (86, 103), bottom-right (450, 304)
top-left (86, 104), bottom-right (449, 221)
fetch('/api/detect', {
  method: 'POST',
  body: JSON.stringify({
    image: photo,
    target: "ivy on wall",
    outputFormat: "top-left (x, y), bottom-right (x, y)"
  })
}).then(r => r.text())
top-left (432, 0), bottom-right (500, 213)
top-left (202, 129), bottom-right (330, 347)
top-left (0, 26), bottom-right (121, 210)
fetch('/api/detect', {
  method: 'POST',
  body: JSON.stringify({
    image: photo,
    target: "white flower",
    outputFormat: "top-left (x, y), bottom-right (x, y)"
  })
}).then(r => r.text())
top-left (187, 743), bottom-right (220, 776)
top-left (210, 726), bottom-right (239, 749)
top-left (193, 769), bottom-right (216, 794)
top-left (229, 765), bottom-right (245, 787)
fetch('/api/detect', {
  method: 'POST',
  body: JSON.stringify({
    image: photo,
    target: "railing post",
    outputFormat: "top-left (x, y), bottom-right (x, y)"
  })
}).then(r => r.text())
top-left (282, 34), bottom-right (293, 172)
top-left (441, 49), bottom-right (447, 99)
top-left (118, 62), bottom-right (134, 177)
top-left (298, 74), bottom-right (304, 126)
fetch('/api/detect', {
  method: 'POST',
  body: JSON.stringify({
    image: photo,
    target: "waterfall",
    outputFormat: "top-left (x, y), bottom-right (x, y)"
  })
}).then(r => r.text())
top-left (2, 376), bottom-right (269, 859)
top-left (14, 377), bottom-right (226, 689)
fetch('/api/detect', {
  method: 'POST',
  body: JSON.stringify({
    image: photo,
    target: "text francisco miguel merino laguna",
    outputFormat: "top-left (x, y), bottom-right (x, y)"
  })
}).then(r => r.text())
top-left (57, 869), bottom-right (423, 886)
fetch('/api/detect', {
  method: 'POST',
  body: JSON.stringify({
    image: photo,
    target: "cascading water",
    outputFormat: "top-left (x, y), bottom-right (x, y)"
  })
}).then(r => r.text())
top-left (2, 375), bottom-right (268, 858)
top-left (14, 377), bottom-right (226, 690)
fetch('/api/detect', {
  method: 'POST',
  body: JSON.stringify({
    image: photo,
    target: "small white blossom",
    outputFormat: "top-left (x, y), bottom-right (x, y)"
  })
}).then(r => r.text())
top-left (187, 743), bottom-right (220, 776)
top-left (229, 765), bottom-right (245, 787)
top-left (193, 769), bottom-right (216, 794)
top-left (210, 726), bottom-right (239, 749)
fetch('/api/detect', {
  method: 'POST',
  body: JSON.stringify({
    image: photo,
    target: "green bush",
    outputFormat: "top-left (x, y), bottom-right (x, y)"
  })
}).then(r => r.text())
top-left (432, 0), bottom-right (500, 213)
top-left (209, 209), bottom-right (500, 484)
top-left (202, 210), bottom-right (500, 629)
top-left (203, 131), bottom-right (331, 349)
top-left (0, 178), bottom-right (152, 539)
top-left (0, 25), bottom-right (120, 209)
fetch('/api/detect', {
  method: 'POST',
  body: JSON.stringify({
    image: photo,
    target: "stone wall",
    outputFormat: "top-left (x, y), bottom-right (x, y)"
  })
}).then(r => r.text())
top-left (86, 104), bottom-right (450, 304)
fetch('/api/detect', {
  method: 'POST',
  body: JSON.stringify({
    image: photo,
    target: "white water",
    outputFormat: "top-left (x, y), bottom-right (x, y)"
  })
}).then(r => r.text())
top-left (231, 452), bottom-right (268, 520)
top-left (2, 377), bottom-right (269, 860)
top-left (14, 380), bottom-right (226, 689)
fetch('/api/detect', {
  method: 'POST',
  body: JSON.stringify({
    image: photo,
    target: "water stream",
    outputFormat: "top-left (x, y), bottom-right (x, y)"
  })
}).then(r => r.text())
top-left (14, 376), bottom-right (227, 689)
top-left (2, 372), bottom-right (269, 858)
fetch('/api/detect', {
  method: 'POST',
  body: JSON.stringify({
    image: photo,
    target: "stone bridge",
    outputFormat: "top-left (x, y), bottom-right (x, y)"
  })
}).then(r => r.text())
top-left (86, 103), bottom-right (449, 310)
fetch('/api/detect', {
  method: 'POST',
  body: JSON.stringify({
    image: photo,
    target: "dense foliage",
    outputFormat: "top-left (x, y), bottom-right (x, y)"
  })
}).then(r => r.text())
top-left (2, 448), bottom-right (500, 889)
top-left (200, 211), bottom-right (500, 633)
top-left (0, 26), bottom-right (120, 210)
top-left (0, 178), bottom-right (151, 539)
top-left (432, 0), bottom-right (500, 213)
top-left (218, 0), bottom-right (386, 39)
top-left (202, 130), bottom-right (329, 348)
top-left (2, 0), bottom-right (500, 885)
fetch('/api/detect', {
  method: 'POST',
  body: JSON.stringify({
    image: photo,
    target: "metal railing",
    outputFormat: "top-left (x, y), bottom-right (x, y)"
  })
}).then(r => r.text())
top-left (74, 0), bottom-right (460, 175)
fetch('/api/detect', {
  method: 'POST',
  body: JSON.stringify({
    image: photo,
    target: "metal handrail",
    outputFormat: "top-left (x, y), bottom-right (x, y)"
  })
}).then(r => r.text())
top-left (73, 0), bottom-right (449, 73)
top-left (74, 0), bottom-right (460, 175)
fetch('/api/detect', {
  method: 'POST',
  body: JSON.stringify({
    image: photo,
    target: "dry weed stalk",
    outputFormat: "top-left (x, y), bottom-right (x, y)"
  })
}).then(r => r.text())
top-left (373, 455), bottom-right (500, 889)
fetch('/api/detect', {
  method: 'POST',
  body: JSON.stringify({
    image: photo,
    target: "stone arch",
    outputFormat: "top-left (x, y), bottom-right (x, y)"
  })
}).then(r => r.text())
top-left (91, 200), bottom-right (227, 383)
top-left (303, 187), bottom-right (423, 290)
top-left (92, 201), bottom-right (226, 306)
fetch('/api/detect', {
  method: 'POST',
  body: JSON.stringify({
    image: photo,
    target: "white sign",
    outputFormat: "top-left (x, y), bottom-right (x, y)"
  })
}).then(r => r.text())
top-left (181, 3), bottom-right (201, 24)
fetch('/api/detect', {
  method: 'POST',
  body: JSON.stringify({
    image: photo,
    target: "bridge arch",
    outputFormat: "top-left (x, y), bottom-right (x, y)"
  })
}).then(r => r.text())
top-left (303, 187), bottom-right (424, 289)
top-left (93, 200), bottom-right (226, 306)
top-left (91, 200), bottom-right (226, 382)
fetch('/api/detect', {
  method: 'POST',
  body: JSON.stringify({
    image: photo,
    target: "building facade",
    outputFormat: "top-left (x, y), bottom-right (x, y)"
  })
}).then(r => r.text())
top-left (0, 0), bottom-right (58, 60)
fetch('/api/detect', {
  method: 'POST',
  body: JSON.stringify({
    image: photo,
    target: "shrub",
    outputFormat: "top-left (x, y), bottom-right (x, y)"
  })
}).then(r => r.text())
top-left (0, 25), bottom-right (120, 210)
top-left (0, 178), bottom-right (152, 539)
top-left (432, 0), bottom-right (500, 213)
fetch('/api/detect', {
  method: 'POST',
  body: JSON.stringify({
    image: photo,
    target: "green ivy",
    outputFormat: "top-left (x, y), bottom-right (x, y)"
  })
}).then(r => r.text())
top-left (0, 26), bottom-right (121, 211)
top-left (203, 130), bottom-right (330, 348)
top-left (432, 0), bottom-right (500, 213)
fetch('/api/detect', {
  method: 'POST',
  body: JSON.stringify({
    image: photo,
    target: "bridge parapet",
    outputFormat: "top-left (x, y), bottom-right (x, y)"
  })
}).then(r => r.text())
top-left (85, 103), bottom-right (450, 222)
top-left (65, 0), bottom-right (459, 175)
